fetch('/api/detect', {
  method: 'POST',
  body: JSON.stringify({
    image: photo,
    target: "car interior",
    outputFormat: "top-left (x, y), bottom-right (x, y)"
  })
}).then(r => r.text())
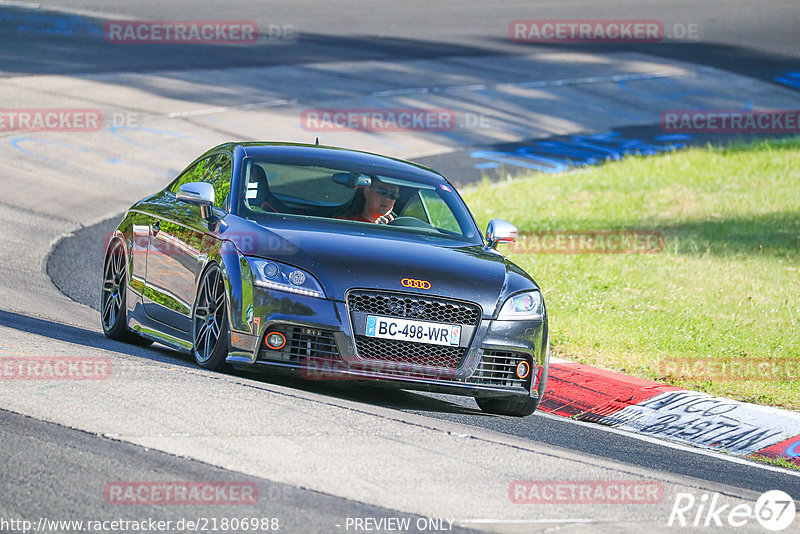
top-left (243, 164), bottom-right (416, 220)
top-left (239, 162), bottom-right (469, 239)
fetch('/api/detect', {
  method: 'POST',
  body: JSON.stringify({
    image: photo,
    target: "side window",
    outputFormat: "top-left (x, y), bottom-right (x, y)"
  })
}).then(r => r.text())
top-left (168, 154), bottom-right (232, 213)
top-left (420, 190), bottom-right (460, 233)
top-left (401, 193), bottom-right (430, 222)
top-left (169, 157), bottom-right (212, 194)
top-left (204, 154), bottom-right (232, 212)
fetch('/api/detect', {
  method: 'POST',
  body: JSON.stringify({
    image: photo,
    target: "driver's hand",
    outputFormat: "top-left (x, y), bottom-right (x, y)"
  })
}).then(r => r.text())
top-left (376, 213), bottom-right (395, 225)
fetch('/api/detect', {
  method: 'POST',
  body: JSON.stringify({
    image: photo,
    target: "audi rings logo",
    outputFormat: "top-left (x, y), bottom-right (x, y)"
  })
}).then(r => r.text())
top-left (401, 278), bottom-right (431, 290)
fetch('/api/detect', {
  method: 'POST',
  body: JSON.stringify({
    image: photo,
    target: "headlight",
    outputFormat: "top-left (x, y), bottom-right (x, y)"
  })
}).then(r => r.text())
top-left (246, 257), bottom-right (325, 299)
top-left (498, 290), bottom-right (544, 321)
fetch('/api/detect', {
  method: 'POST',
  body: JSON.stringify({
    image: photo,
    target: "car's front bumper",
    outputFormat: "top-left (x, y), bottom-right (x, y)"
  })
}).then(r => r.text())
top-left (227, 288), bottom-right (548, 400)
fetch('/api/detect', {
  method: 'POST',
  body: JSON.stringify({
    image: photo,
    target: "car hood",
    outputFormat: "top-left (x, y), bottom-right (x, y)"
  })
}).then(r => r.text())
top-left (234, 218), bottom-right (530, 316)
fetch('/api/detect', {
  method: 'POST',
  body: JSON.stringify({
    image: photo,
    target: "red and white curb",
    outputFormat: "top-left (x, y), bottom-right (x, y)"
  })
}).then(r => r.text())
top-left (540, 358), bottom-right (800, 467)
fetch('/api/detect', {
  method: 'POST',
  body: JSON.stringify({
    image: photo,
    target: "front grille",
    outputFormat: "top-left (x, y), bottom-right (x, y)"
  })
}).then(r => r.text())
top-left (467, 350), bottom-right (532, 388)
top-left (348, 291), bottom-right (481, 326)
top-left (354, 335), bottom-right (467, 369)
top-left (347, 291), bottom-right (479, 370)
top-left (258, 327), bottom-right (339, 363)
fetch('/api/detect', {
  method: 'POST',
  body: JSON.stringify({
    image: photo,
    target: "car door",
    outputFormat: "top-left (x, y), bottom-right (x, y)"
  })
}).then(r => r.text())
top-left (143, 153), bottom-right (232, 332)
top-left (127, 212), bottom-right (154, 302)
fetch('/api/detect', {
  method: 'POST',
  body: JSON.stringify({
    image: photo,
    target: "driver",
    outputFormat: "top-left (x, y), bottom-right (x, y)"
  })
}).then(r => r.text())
top-left (338, 179), bottom-right (399, 224)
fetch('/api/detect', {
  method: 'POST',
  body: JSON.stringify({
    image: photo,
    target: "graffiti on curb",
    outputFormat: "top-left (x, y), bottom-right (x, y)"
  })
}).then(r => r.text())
top-left (600, 391), bottom-right (800, 455)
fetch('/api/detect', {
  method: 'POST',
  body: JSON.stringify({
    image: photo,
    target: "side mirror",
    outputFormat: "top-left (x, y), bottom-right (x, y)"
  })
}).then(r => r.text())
top-left (177, 182), bottom-right (215, 220)
top-left (486, 219), bottom-right (518, 249)
top-left (333, 171), bottom-right (372, 188)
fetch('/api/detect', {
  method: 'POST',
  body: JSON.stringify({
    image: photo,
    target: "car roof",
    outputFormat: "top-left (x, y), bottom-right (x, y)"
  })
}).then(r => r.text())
top-left (214, 141), bottom-right (450, 186)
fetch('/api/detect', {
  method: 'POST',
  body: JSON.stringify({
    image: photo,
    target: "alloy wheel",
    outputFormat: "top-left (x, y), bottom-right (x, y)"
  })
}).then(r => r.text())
top-left (193, 266), bottom-right (226, 364)
top-left (101, 241), bottom-right (126, 331)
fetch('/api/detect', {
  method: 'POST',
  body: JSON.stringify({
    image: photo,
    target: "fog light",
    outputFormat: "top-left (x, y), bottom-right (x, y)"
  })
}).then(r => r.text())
top-left (515, 360), bottom-right (531, 379)
top-left (265, 331), bottom-right (286, 350)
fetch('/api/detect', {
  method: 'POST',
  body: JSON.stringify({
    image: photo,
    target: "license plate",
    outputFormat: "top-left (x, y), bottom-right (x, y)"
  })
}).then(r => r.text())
top-left (365, 315), bottom-right (461, 346)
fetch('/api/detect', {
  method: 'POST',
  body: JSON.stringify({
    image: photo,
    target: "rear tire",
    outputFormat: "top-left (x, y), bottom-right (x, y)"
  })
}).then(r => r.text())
top-left (101, 239), bottom-right (153, 346)
top-left (192, 264), bottom-right (230, 371)
top-left (475, 396), bottom-right (539, 417)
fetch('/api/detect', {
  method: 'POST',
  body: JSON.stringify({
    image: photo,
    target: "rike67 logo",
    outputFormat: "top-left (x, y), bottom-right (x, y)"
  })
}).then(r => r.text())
top-left (668, 490), bottom-right (796, 531)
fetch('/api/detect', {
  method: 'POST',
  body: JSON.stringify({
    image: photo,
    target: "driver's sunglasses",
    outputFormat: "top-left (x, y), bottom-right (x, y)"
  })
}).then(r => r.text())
top-left (374, 187), bottom-right (400, 200)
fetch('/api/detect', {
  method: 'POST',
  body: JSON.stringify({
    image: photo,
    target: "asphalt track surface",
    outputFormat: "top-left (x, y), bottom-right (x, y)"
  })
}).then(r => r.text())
top-left (2, 0), bottom-right (798, 80)
top-left (1, 409), bottom-right (466, 533)
top-left (4, 0), bottom-right (800, 532)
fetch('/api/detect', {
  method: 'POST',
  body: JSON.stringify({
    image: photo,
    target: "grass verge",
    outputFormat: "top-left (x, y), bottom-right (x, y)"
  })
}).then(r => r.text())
top-left (461, 138), bottom-right (800, 410)
top-left (748, 455), bottom-right (800, 471)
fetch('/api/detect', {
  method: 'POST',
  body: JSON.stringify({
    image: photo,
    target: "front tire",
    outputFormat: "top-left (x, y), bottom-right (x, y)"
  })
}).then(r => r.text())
top-left (475, 396), bottom-right (539, 417)
top-left (192, 264), bottom-right (230, 370)
top-left (101, 239), bottom-right (153, 346)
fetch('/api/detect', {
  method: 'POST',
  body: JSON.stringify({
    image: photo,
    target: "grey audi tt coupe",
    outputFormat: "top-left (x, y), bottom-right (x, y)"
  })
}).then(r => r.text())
top-left (101, 142), bottom-right (549, 416)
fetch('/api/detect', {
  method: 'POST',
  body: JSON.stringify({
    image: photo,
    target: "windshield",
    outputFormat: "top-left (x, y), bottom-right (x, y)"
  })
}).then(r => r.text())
top-left (238, 159), bottom-right (482, 244)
